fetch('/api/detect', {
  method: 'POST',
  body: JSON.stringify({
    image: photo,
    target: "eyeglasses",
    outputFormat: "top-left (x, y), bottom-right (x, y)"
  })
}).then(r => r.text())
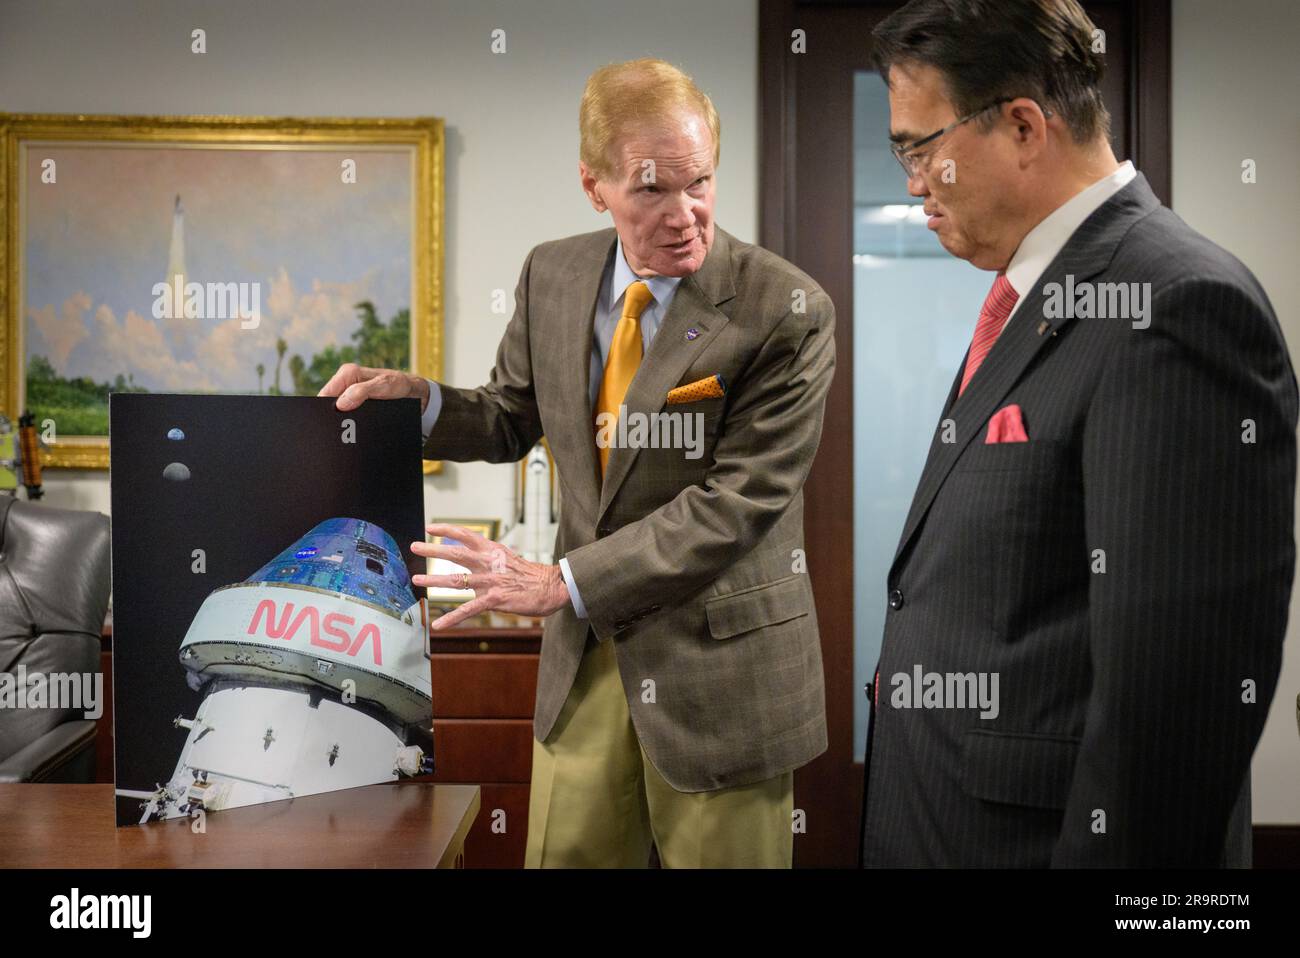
top-left (890, 98), bottom-right (1053, 179)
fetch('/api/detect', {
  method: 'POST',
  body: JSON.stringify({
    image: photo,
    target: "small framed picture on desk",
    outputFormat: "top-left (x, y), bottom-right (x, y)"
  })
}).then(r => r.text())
top-left (423, 518), bottom-right (500, 606)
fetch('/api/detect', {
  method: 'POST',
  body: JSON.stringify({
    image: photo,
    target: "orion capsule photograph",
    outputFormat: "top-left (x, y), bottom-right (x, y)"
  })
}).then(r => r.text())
top-left (127, 517), bottom-right (434, 823)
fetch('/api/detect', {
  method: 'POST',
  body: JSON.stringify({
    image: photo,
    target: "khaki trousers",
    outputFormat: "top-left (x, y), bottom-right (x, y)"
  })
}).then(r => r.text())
top-left (525, 633), bottom-right (793, 868)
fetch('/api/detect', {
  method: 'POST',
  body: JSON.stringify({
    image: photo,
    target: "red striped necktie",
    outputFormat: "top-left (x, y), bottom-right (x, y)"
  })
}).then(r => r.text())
top-left (958, 272), bottom-right (1019, 396)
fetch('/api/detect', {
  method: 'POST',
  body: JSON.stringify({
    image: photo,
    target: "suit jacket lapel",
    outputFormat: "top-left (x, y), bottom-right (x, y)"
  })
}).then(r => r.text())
top-left (889, 174), bottom-right (1162, 573)
top-left (939, 347), bottom-right (967, 420)
top-left (552, 230), bottom-right (617, 522)
top-left (597, 228), bottom-right (737, 518)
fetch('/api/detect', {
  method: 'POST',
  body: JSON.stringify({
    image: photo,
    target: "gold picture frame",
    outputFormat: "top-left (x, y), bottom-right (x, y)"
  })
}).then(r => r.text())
top-left (424, 518), bottom-right (502, 607)
top-left (0, 112), bottom-right (445, 472)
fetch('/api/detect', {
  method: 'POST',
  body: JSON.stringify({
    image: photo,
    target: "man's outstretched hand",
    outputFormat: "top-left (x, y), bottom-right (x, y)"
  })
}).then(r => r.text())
top-left (322, 370), bottom-right (568, 628)
top-left (318, 362), bottom-right (430, 414)
top-left (413, 523), bottom-right (571, 630)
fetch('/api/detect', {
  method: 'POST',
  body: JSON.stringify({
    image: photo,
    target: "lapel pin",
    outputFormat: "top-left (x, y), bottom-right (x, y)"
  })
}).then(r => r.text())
top-left (1036, 320), bottom-right (1050, 336)
top-left (685, 327), bottom-right (701, 341)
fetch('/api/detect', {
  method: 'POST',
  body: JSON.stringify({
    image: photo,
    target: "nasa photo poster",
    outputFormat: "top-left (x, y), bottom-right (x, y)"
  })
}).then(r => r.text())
top-left (108, 393), bottom-right (431, 827)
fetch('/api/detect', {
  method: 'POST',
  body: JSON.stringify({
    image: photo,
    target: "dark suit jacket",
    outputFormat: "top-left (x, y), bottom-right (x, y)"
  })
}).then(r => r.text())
top-left (423, 226), bottom-right (835, 791)
top-left (860, 174), bottom-right (1297, 867)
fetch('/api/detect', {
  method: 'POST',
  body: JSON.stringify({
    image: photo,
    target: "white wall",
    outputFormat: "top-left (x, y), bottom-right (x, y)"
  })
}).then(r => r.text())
top-left (1172, 0), bottom-right (1300, 823)
top-left (0, 0), bottom-right (758, 526)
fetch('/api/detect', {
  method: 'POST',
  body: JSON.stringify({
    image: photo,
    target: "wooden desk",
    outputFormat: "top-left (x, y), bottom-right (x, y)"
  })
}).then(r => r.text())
top-left (0, 782), bottom-right (479, 869)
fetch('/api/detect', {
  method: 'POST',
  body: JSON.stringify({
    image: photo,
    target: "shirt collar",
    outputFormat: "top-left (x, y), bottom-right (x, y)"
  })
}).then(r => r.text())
top-left (614, 236), bottom-right (682, 307)
top-left (1004, 160), bottom-right (1137, 297)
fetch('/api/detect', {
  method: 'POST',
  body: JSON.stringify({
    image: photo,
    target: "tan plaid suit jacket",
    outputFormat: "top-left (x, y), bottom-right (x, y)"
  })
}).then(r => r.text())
top-left (423, 225), bottom-right (835, 791)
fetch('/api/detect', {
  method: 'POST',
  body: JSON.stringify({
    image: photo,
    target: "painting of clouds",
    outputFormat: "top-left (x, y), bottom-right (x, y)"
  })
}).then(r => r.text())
top-left (23, 144), bottom-right (413, 437)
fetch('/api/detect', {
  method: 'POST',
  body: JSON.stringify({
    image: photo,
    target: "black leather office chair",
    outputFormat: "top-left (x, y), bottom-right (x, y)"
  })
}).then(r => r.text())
top-left (0, 497), bottom-right (110, 782)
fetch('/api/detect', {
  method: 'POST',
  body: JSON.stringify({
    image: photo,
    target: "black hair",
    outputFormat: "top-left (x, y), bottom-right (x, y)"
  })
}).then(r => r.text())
top-left (872, 0), bottom-right (1111, 143)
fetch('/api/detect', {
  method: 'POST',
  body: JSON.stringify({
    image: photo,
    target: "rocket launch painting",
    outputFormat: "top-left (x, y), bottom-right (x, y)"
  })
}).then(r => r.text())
top-left (21, 144), bottom-right (413, 437)
top-left (2, 114), bottom-right (445, 471)
top-left (108, 392), bottom-right (430, 827)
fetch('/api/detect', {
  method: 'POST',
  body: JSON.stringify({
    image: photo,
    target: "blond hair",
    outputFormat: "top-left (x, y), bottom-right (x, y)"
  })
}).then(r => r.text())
top-left (579, 58), bottom-right (721, 180)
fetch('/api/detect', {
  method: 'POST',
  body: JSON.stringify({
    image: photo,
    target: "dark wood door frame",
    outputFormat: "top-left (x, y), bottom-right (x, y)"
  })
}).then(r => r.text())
top-left (762, 0), bottom-right (1171, 868)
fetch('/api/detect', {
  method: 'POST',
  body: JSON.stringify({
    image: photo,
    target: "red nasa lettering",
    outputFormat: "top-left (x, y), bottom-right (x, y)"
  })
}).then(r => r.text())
top-left (246, 600), bottom-right (383, 665)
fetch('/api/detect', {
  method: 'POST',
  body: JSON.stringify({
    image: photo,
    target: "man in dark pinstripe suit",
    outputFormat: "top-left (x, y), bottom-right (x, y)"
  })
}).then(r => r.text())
top-left (860, 0), bottom-right (1297, 867)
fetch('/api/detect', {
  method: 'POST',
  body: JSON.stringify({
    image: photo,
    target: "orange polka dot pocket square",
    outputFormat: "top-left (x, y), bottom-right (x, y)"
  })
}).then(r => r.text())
top-left (667, 374), bottom-right (727, 404)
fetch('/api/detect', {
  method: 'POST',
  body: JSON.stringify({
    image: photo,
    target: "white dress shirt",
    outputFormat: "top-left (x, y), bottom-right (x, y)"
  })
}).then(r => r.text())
top-left (422, 237), bottom-right (682, 618)
top-left (1001, 160), bottom-right (1137, 328)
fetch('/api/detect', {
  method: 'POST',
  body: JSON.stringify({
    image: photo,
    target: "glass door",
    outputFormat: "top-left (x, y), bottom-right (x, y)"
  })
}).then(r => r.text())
top-left (850, 71), bottom-right (988, 759)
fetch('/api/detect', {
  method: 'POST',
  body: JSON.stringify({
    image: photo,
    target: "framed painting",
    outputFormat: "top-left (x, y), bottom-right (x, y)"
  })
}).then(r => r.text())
top-left (0, 112), bottom-right (444, 471)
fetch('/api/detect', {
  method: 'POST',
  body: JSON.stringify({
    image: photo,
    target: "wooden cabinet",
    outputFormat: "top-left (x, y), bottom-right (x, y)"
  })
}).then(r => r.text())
top-left (423, 628), bottom-right (542, 868)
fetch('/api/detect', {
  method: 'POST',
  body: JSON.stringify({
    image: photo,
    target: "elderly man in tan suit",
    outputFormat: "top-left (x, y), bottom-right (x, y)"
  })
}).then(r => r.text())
top-left (321, 58), bottom-right (835, 867)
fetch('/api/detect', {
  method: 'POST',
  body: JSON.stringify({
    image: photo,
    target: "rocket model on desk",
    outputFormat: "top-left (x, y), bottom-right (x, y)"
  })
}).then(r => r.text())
top-left (128, 518), bottom-right (434, 823)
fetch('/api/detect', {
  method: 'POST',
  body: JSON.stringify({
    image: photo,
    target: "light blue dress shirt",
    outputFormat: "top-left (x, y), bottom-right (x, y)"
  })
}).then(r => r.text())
top-left (422, 237), bottom-right (682, 618)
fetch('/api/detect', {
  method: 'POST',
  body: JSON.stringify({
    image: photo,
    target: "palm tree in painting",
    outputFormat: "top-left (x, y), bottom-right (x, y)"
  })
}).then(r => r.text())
top-left (288, 354), bottom-right (307, 396)
top-left (273, 338), bottom-right (287, 395)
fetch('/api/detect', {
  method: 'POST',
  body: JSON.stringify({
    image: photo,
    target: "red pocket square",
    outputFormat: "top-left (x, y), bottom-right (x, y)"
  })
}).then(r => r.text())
top-left (985, 404), bottom-right (1029, 443)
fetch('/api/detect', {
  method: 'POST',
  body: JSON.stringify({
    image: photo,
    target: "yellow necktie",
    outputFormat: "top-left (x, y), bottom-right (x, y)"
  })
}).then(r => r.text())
top-left (595, 280), bottom-right (654, 476)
